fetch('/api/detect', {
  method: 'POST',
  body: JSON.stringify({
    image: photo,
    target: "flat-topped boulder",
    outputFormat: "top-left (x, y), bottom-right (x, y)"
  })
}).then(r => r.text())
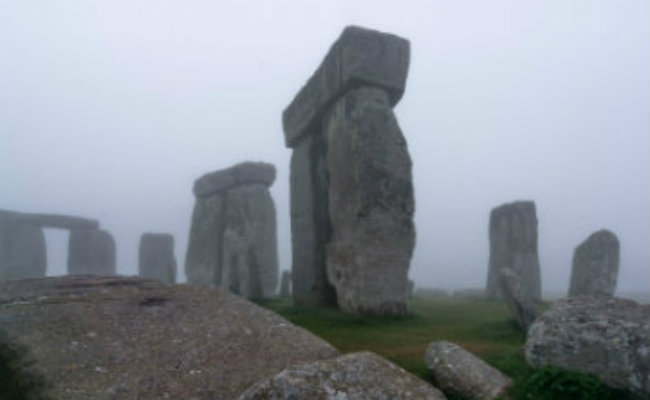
top-left (282, 25), bottom-right (410, 148)
top-left (0, 276), bottom-right (339, 399)
top-left (193, 162), bottom-right (276, 197)
top-left (569, 229), bottom-right (620, 297)
top-left (0, 209), bottom-right (99, 230)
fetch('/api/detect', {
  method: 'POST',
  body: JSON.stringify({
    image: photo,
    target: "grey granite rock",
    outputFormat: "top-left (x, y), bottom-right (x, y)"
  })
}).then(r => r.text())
top-left (282, 26), bottom-right (410, 148)
top-left (525, 296), bottom-right (650, 399)
top-left (425, 341), bottom-right (512, 400)
top-left (499, 267), bottom-right (539, 331)
top-left (0, 222), bottom-right (46, 280)
top-left (324, 87), bottom-right (415, 315)
top-left (289, 134), bottom-right (337, 307)
top-left (279, 270), bottom-right (291, 297)
top-left (138, 233), bottom-right (176, 284)
top-left (238, 351), bottom-right (447, 400)
top-left (0, 209), bottom-right (99, 230)
top-left (0, 276), bottom-right (339, 400)
top-left (569, 229), bottom-right (620, 297)
top-left (67, 229), bottom-right (116, 275)
top-left (193, 162), bottom-right (276, 198)
top-left (486, 200), bottom-right (541, 301)
top-left (185, 193), bottom-right (226, 286)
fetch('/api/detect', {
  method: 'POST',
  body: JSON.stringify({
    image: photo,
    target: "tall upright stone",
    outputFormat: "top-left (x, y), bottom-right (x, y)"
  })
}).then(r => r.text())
top-left (139, 233), bottom-right (177, 284)
top-left (486, 201), bottom-right (541, 302)
top-left (0, 222), bottom-right (46, 280)
top-left (185, 162), bottom-right (278, 299)
top-left (283, 26), bottom-right (413, 315)
top-left (68, 229), bottom-right (116, 276)
top-left (568, 229), bottom-right (619, 297)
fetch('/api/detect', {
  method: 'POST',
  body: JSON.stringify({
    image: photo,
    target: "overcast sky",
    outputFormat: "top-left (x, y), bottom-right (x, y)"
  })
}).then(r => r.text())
top-left (1, 1), bottom-right (648, 294)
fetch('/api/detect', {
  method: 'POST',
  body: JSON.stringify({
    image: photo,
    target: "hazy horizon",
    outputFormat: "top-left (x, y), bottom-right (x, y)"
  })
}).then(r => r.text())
top-left (1, 1), bottom-right (648, 294)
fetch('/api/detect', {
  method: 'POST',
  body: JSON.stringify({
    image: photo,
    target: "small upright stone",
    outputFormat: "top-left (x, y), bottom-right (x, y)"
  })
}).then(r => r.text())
top-left (0, 222), bottom-right (46, 280)
top-left (568, 229), bottom-right (619, 297)
top-left (279, 270), bottom-right (292, 297)
top-left (138, 233), bottom-right (176, 284)
top-left (486, 200), bottom-right (541, 302)
top-left (499, 267), bottom-right (538, 331)
top-left (68, 229), bottom-right (116, 275)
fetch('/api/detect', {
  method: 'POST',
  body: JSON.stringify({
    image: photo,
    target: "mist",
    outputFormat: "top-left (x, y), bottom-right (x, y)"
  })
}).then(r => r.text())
top-left (1, 1), bottom-right (648, 294)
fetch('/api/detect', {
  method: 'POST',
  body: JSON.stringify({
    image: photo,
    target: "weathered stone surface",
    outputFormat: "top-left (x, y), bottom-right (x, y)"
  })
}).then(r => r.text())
top-left (138, 233), bottom-right (176, 284)
top-left (238, 351), bottom-right (447, 400)
top-left (0, 276), bottom-right (340, 400)
top-left (220, 184), bottom-right (278, 299)
top-left (193, 162), bottom-right (276, 198)
top-left (279, 270), bottom-right (291, 297)
top-left (525, 296), bottom-right (650, 399)
top-left (325, 87), bottom-right (415, 315)
top-left (486, 200), bottom-right (541, 301)
top-left (185, 193), bottom-right (226, 286)
top-left (499, 267), bottom-right (539, 331)
top-left (569, 229), bottom-right (620, 297)
top-left (67, 229), bottom-right (116, 275)
top-left (425, 341), bottom-right (512, 400)
top-left (451, 288), bottom-right (486, 300)
top-left (0, 209), bottom-right (99, 230)
top-left (0, 222), bottom-right (46, 280)
top-left (283, 26), bottom-right (410, 148)
top-left (289, 134), bottom-right (337, 307)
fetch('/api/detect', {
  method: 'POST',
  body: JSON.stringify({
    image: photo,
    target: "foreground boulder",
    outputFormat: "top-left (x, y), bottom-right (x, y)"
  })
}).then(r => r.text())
top-left (0, 276), bottom-right (338, 399)
top-left (238, 351), bottom-right (447, 400)
top-left (568, 229), bottom-right (620, 297)
top-left (425, 341), bottom-right (511, 400)
top-left (525, 296), bottom-right (650, 399)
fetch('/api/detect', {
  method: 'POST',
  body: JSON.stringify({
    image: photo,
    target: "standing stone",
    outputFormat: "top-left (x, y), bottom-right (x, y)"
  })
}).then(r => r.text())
top-left (138, 233), bottom-right (176, 284)
top-left (185, 162), bottom-right (278, 299)
top-left (283, 26), bottom-right (413, 315)
top-left (568, 229), bottom-right (620, 297)
top-left (499, 267), bottom-right (538, 331)
top-left (0, 222), bottom-right (46, 280)
top-left (279, 270), bottom-right (292, 297)
top-left (68, 229), bottom-right (116, 275)
top-left (486, 201), bottom-right (541, 302)
top-left (325, 87), bottom-right (415, 315)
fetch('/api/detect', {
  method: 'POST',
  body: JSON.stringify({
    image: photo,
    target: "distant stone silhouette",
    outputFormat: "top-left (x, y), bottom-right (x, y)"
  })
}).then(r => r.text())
top-left (139, 233), bottom-right (176, 284)
top-left (68, 229), bottom-right (116, 276)
top-left (568, 229), bottom-right (619, 297)
top-left (0, 221), bottom-right (46, 280)
top-left (283, 26), bottom-right (414, 315)
top-left (279, 270), bottom-right (292, 297)
top-left (486, 201), bottom-right (541, 302)
top-left (185, 162), bottom-right (279, 299)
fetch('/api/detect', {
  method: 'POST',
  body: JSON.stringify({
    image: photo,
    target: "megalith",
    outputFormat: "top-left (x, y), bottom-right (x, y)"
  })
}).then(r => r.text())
top-left (68, 229), bottom-right (116, 275)
top-left (0, 221), bottom-right (46, 280)
top-left (139, 233), bottom-right (177, 284)
top-left (485, 201), bottom-right (541, 302)
top-left (279, 270), bottom-right (292, 297)
top-left (568, 229), bottom-right (619, 297)
top-left (185, 162), bottom-right (279, 299)
top-left (283, 26), bottom-right (414, 315)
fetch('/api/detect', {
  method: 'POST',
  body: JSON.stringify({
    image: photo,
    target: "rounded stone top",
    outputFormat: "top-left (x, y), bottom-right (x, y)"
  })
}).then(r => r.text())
top-left (193, 161), bottom-right (276, 197)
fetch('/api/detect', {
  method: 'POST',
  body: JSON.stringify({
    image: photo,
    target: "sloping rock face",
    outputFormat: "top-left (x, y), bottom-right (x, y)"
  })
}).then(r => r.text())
top-left (238, 351), bottom-right (447, 400)
top-left (325, 87), bottom-right (415, 315)
top-left (425, 341), bottom-right (512, 400)
top-left (499, 267), bottom-right (538, 331)
top-left (0, 276), bottom-right (339, 400)
top-left (67, 229), bottom-right (116, 275)
top-left (568, 229), bottom-right (620, 297)
top-left (0, 222), bottom-right (46, 280)
top-left (486, 200), bottom-right (541, 301)
top-left (138, 233), bottom-right (177, 284)
top-left (525, 296), bottom-right (650, 399)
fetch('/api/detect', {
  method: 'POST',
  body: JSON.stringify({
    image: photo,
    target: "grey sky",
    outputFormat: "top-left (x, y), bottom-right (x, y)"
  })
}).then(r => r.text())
top-left (1, 1), bottom-right (648, 293)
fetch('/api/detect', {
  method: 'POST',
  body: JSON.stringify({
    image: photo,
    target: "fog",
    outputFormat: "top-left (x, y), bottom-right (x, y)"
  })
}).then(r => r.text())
top-left (1, 1), bottom-right (648, 294)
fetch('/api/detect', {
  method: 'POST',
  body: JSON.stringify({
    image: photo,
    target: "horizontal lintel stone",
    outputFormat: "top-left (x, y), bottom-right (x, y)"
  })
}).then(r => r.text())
top-left (193, 162), bottom-right (276, 198)
top-left (0, 209), bottom-right (99, 230)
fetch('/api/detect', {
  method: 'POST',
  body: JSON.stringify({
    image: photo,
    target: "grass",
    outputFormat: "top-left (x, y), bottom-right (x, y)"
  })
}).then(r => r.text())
top-left (258, 296), bottom-right (633, 400)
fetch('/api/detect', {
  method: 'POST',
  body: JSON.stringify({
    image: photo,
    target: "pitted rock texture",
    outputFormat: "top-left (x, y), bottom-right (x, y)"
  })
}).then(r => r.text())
top-left (237, 351), bottom-right (447, 400)
top-left (525, 296), bottom-right (650, 399)
top-left (569, 229), bottom-right (620, 297)
top-left (499, 267), bottom-right (539, 331)
top-left (0, 276), bottom-right (339, 400)
top-left (282, 26), bottom-right (410, 147)
top-left (138, 233), bottom-right (176, 284)
top-left (193, 162), bottom-right (276, 198)
top-left (0, 209), bottom-right (99, 230)
top-left (486, 200), bottom-right (541, 301)
top-left (425, 341), bottom-right (512, 400)
top-left (325, 87), bottom-right (415, 315)
top-left (67, 229), bottom-right (116, 276)
top-left (0, 222), bottom-right (46, 280)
